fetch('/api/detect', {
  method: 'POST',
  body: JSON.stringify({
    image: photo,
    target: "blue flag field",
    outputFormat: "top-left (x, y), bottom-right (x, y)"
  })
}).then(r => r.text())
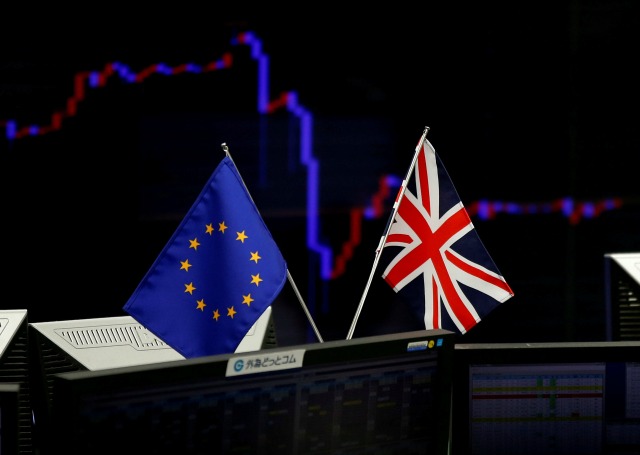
top-left (124, 156), bottom-right (287, 358)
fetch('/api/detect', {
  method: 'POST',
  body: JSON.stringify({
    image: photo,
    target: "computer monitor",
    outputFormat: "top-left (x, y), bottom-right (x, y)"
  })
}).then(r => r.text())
top-left (604, 252), bottom-right (640, 340)
top-left (28, 307), bottom-right (275, 452)
top-left (44, 329), bottom-right (455, 455)
top-left (452, 341), bottom-right (640, 455)
top-left (0, 310), bottom-right (31, 455)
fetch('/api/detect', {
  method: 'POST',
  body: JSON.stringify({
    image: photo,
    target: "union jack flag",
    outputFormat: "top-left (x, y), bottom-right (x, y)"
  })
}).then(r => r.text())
top-left (381, 131), bottom-right (514, 334)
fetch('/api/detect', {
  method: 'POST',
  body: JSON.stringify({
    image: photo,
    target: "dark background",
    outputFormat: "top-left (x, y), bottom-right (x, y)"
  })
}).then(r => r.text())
top-left (1, 3), bottom-right (639, 346)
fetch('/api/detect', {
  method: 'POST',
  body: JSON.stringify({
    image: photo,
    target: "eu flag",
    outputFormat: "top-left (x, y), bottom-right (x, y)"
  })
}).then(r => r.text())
top-left (124, 156), bottom-right (287, 358)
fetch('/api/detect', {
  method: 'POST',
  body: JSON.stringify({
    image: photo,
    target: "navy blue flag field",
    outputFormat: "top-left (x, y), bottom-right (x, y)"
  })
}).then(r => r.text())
top-left (124, 156), bottom-right (287, 358)
top-left (381, 134), bottom-right (514, 334)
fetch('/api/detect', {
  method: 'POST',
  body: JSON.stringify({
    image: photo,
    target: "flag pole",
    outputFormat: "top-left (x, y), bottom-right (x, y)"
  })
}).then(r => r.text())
top-left (221, 143), bottom-right (324, 343)
top-left (345, 126), bottom-right (430, 340)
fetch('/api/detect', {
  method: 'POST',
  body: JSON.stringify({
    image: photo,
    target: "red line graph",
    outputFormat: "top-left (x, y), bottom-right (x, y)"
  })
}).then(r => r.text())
top-left (0, 35), bottom-right (626, 283)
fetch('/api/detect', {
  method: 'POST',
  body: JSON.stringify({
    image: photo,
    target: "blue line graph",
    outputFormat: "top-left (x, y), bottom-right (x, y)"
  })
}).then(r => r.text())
top-left (0, 30), bottom-right (625, 287)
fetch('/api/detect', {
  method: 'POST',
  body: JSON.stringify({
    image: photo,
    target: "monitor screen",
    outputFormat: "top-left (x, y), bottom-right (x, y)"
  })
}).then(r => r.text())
top-left (452, 341), bottom-right (640, 455)
top-left (45, 329), bottom-right (455, 455)
top-left (604, 252), bottom-right (640, 340)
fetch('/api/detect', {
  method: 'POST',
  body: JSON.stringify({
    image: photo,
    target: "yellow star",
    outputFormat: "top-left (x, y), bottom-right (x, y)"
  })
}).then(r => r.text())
top-left (205, 223), bottom-right (214, 235)
top-left (227, 306), bottom-right (236, 319)
top-left (236, 230), bottom-right (248, 243)
top-left (250, 251), bottom-right (261, 263)
top-left (189, 238), bottom-right (200, 250)
top-left (251, 273), bottom-right (263, 286)
top-left (180, 259), bottom-right (191, 272)
top-left (218, 221), bottom-right (227, 233)
top-left (213, 309), bottom-right (220, 321)
top-left (184, 282), bottom-right (196, 294)
top-left (242, 294), bottom-right (254, 306)
top-left (196, 299), bottom-right (206, 311)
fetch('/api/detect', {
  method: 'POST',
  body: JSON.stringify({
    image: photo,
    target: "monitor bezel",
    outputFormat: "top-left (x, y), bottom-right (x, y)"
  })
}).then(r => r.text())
top-left (452, 340), bottom-right (640, 455)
